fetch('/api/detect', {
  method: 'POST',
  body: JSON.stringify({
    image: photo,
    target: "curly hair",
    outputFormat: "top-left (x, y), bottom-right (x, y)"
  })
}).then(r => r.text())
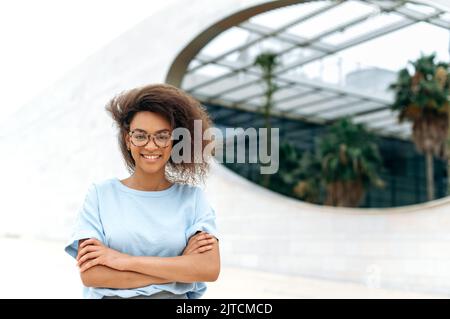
top-left (105, 83), bottom-right (214, 185)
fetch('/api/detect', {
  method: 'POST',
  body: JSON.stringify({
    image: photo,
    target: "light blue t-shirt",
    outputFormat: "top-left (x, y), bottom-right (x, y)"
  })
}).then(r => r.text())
top-left (64, 177), bottom-right (219, 299)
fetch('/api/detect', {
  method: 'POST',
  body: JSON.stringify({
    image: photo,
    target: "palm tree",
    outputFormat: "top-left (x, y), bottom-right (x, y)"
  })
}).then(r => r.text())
top-left (292, 150), bottom-right (322, 204)
top-left (269, 119), bottom-right (384, 207)
top-left (254, 52), bottom-right (279, 187)
top-left (318, 118), bottom-right (385, 207)
top-left (389, 54), bottom-right (449, 200)
top-left (272, 142), bottom-right (322, 203)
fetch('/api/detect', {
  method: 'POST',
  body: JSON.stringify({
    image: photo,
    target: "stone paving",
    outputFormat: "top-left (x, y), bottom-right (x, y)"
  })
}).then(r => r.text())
top-left (0, 237), bottom-right (444, 299)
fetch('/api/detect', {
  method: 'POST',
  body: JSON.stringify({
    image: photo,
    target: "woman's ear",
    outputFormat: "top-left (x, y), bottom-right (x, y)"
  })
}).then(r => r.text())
top-left (124, 132), bottom-right (130, 150)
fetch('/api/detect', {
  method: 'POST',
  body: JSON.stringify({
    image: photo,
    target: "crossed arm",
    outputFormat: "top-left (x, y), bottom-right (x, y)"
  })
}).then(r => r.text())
top-left (76, 231), bottom-right (220, 289)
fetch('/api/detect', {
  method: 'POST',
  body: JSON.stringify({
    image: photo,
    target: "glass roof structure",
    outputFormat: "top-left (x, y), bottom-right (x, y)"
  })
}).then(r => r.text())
top-left (181, 0), bottom-right (450, 139)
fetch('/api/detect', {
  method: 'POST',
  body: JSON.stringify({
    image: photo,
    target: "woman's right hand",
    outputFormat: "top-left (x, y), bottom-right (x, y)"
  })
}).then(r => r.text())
top-left (182, 231), bottom-right (216, 255)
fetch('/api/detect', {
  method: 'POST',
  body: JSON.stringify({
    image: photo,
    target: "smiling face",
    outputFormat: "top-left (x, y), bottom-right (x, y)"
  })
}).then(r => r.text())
top-left (124, 111), bottom-right (173, 176)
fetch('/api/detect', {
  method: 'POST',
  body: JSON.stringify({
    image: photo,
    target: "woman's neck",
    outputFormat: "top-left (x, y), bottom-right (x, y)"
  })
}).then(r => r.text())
top-left (125, 169), bottom-right (173, 191)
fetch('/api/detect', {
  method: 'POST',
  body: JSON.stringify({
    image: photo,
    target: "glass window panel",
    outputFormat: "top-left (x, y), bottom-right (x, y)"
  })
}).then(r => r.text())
top-left (220, 82), bottom-right (265, 102)
top-left (280, 47), bottom-right (322, 73)
top-left (193, 72), bottom-right (260, 97)
top-left (334, 22), bottom-right (450, 73)
top-left (246, 96), bottom-right (265, 106)
top-left (300, 97), bottom-right (358, 115)
top-left (285, 1), bottom-right (375, 39)
top-left (249, 1), bottom-right (332, 29)
top-left (182, 65), bottom-right (232, 91)
top-left (225, 36), bottom-right (293, 70)
top-left (273, 86), bottom-right (312, 102)
top-left (186, 59), bottom-right (202, 71)
top-left (200, 27), bottom-right (255, 58)
top-left (288, 54), bottom-right (349, 85)
top-left (194, 63), bottom-right (230, 77)
top-left (277, 92), bottom-right (335, 111)
top-left (438, 12), bottom-right (450, 22)
top-left (321, 101), bottom-right (381, 119)
top-left (182, 73), bottom-right (211, 91)
top-left (220, 51), bottom-right (253, 68)
top-left (353, 109), bottom-right (395, 123)
top-left (320, 12), bottom-right (404, 46)
top-left (403, 2), bottom-right (437, 15)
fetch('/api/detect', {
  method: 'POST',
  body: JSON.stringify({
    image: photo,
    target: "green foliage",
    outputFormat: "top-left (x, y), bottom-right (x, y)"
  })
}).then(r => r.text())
top-left (389, 53), bottom-right (450, 120)
top-left (293, 151), bottom-right (322, 203)
top-left (269, 118), bottom-right (384, 206)
top-left (254, 52), bottom-right (279, 104)
top-left (318, 118), bottom-right (384, 189)
top-left (270, 142), bottom-right (322, 203)
top-left (254, 52), bottom-right (279, 74)
top-left (389, 53), bottom-right (450, 199)
top-left (254, 51), bottom-right (280, 187)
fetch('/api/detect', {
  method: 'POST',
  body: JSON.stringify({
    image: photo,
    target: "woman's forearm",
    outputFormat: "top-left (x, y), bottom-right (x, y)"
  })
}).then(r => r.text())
top-left (123, 252), bottom-right (220, 283)
top-left (80, 265), bottom-right (171, 289)
top-left (76, 236), bottom-right (220, 286)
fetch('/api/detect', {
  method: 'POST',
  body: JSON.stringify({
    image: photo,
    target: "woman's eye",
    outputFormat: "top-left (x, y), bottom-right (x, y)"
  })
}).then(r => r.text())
top-left (135, 135), bottom-right (147, 140)
top-left (157, 135), bottom-right (170, 141)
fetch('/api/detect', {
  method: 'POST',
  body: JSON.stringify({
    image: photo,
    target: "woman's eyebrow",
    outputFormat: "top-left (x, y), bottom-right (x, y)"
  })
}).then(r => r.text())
top-left (133, 128), bottom-right (170, 133)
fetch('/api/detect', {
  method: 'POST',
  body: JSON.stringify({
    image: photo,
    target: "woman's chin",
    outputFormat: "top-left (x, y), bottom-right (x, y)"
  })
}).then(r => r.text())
top-left (139, 163), bottom-right (165, 175)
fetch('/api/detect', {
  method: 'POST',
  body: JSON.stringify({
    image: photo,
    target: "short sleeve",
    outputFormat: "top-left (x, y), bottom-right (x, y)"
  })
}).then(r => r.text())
top-left (185, 187), bottom-right (220, 242)
top-left (64, 183), bottom-right (106, 259)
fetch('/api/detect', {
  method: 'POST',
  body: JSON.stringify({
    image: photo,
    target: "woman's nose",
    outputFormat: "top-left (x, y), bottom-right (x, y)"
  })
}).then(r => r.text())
top-left (144, 137), bottom-right (159, 151)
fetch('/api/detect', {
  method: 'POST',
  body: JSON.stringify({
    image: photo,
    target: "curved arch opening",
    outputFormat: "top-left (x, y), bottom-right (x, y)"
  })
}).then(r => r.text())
top-left (166, 0), bottom-right (450, 208)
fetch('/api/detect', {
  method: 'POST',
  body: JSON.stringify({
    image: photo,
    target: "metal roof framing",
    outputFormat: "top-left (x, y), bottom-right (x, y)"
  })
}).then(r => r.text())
top-left (182, 0), bottom-right (450, 139)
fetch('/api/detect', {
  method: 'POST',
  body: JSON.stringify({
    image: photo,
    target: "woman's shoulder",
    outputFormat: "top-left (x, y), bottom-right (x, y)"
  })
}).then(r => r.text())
top-left (175, 182), bottom-right (201, 196)
top-left (84, 177), bottom-right (117, 195)
top-left (91, 177), bottom-right (117, 188)
top-left (173, 183), bottom-right (212, 204)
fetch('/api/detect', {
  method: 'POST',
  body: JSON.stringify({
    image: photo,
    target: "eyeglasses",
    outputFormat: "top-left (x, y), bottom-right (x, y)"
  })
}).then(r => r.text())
top-left (128, 130), bottom-right (172, 148)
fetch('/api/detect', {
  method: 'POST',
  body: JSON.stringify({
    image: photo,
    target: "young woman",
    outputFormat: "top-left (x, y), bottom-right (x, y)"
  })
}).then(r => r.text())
top-left (64, 84), bottom-right (220, 299)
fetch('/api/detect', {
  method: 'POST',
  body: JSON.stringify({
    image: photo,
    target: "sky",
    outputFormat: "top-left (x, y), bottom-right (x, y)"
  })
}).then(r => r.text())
top-left (0, 0), bottom-right (175, 123)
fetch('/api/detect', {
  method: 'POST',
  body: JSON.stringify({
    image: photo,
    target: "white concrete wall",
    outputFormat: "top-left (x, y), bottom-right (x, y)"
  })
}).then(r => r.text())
top-left (207, 161), bottom-right (450, 295)
top-left (1, 0), bottom-right (450, 296)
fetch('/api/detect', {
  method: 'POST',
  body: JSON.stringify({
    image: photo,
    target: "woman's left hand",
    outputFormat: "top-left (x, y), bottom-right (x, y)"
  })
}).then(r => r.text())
top-left (77, 238), bottom-right (130, 272)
